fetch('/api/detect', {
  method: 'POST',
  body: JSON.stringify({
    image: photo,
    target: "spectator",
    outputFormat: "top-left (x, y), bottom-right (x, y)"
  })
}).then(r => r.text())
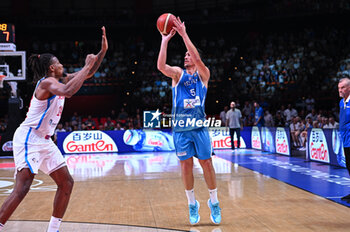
top-left (64, 122), bottom-right (72, 132)
top-left (235, 99), bottom-right (241, 108)
top-left (300, 117), bottom-right (313, 150)
top-left (274, 112), bottom-right (285, 127)
top-left (117, 108), bottom-right (128, 124)
top-left (115, 122), bottom-right (124, 130)
top-left (312, 120), bottom-right (320, 128)
top-left (315, 115), bottom-right (323, 128)
top-left (98, 124), bottom-right (105, 131)
top-left (226, 101), bottom-right (243, 150)
top-left (321, 117), bottom-right (329, 128)
top-left (305, 116), bottom-right (313, 129)
top-left (324, 117), bottom-right (339, 129)
top-left (109, 109), bottom-right (117, 120)
top-left (104, 116), bottom-right (115, 130)
top-left (305, 109), bottom-right (318, 122)
top-left (71, 111), bottom-right (81, 127)
top-left (264, 110), bottom-right (274, 127)
top-left (254, 101), bottom-right (264, 127)
top-left (276, 105), bottom-right (286, 121)
top-left (81, 123), bottom-right (87, 130)
top-left (242, 101), bottom-right (253, 119)
top-left (242, 101), bottom-right (254, 126)
top-left (133, 114), bottom-right (142, 129)
top-left (284, 104), bottom-right (298, 126)
top-left (305, 95), bottom-right (315, 112)
top-left (290, 116), bottom-right (302, 148)
top-left (298, 109), bottom-right (306, 121)
top-left (127, 121), bottom-right (134, 129)
top-left (220, 106), bottom-right (229, 127)
top-left (84, 115), bottom-right (96, 128)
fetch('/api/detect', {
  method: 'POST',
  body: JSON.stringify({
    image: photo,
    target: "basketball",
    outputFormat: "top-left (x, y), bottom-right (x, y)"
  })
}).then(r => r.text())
top-left (156, 13), bottom-right (176, 35)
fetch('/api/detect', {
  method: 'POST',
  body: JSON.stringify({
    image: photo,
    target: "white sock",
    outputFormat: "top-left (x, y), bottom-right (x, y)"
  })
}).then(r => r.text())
top-left (0, 223), bottom-right (4, 231)
top-left (47, 216), bottom-right (62, 232)
top-left (185, 189), bottom-right (196, 205)
top-left (209, 188), bottom-right (219, 204)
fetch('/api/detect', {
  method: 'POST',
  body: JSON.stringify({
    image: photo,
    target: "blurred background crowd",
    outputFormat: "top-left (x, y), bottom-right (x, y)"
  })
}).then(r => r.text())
top-left (0, 0), bottom-right (349, 150)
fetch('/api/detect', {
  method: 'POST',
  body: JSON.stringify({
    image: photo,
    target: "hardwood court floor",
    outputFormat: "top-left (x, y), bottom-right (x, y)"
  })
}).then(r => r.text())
top-left (0, 150), bottom-right (349, 232)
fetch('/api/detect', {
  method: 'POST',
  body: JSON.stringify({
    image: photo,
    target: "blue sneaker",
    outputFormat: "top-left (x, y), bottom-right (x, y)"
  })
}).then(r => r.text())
top-left (207, 199), bottom-right (221, 224)
top-left (188, 200), bottom-right (200, 224)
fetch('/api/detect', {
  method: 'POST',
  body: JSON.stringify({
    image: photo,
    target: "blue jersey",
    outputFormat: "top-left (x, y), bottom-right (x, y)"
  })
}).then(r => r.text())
top-left (339, 98), bottom-right (350, 147)
top-left (172, 69), bottom-right (207, 132)
top-left (255, 107), bottom-right (264, 127)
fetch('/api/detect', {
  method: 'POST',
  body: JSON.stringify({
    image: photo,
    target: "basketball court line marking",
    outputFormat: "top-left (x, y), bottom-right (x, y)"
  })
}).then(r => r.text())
top-left (216, 149), bottom-right (350, 208)
top-left (5, 219), bottom-right (189, 232)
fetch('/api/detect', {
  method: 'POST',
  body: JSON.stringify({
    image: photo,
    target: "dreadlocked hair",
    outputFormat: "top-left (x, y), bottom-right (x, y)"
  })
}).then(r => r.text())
top-left (28, 53), bottom-right (55, 83)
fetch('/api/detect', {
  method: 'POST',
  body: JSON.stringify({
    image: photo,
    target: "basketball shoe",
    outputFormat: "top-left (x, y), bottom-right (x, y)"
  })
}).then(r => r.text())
top-left (207, 199), bottom-right (221, 224)
top-left (188, 200), bottom-right (200, 224)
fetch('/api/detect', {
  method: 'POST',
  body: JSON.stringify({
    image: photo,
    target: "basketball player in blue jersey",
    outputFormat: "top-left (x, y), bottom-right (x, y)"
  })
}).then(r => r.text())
top-left (0, 27), bottom-right (108, 232)
top-left (157, 17), bottom-right (221, 225)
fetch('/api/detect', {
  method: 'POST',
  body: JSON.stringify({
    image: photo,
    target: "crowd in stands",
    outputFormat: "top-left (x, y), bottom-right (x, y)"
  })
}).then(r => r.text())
top-left (51, 108), bottom-right (143, 141)
top-left (15, 22), bottom-right (349, 114)
top-left (0, 0), bottom-right (349, 106)
top-left (220, 99), bottom-right (340, 151)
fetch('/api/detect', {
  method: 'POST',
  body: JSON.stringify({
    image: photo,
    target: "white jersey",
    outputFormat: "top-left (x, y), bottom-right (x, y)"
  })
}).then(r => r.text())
top-left (20, 77), bottom-right (65, 137)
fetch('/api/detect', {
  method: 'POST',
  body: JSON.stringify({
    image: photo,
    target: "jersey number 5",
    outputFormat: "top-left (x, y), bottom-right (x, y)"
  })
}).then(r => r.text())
top-left (190, 89), bottom-right (196, 96)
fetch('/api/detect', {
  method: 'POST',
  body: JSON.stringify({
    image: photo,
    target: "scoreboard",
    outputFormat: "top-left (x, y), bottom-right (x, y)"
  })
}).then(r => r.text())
top-left (0, 23), bottom-right (15, 43)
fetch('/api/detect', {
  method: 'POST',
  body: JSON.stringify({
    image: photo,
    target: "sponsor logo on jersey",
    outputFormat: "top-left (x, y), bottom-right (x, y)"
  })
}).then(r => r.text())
top-left (184, 96), bottom-right (200, 109)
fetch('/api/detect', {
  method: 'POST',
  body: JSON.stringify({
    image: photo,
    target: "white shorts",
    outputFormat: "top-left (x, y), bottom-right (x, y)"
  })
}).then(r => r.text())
top-left (13, 126), bottom-right (66, 176)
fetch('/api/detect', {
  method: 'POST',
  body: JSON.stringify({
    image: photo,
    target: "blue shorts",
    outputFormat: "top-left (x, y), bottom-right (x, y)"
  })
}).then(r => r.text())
top-left (173, 127), bottom-right (213, 161)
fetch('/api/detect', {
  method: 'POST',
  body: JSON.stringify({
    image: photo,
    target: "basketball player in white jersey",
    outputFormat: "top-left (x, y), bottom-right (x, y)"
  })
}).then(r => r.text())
top-left (157, 17), bottom-right (221, 225)
top-left (0, 27), bottom-right (108, 232)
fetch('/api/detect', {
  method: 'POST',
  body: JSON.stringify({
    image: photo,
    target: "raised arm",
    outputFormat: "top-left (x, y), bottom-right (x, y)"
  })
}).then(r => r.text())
top-left (157, 29), bottom-right (182, 86)
top-left (173, 17), bottom-right (210, 85)
top-left (64, 26), bottom-right (108, 83)
top-left (38, 54), bottom-right (97, 98)
top-left (88, 26), bottom-right (108, 77)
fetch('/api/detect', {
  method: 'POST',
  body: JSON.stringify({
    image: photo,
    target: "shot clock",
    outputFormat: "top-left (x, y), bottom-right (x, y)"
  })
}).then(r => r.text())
top-left (0, 23), bottom-right (26, 81)
top-left (0, 23), bottom-right (15, 43)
